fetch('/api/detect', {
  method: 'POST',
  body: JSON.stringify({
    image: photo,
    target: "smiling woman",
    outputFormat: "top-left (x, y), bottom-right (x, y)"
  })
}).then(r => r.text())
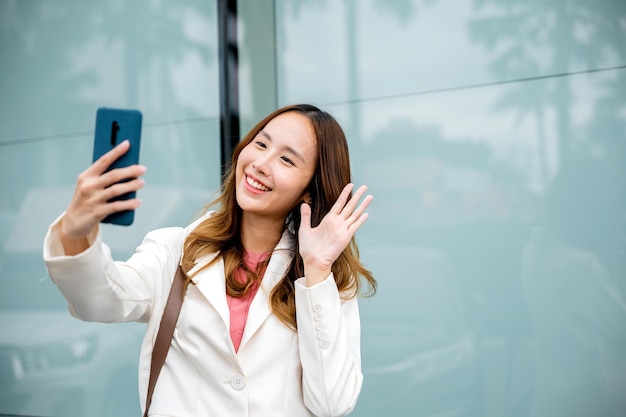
top-left (43, 103), bottom-right (376, 417)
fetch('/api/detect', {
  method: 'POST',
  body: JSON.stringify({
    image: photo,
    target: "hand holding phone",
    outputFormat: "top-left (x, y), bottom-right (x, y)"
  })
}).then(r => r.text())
top-left (60, 139), bottom-right (146, 255)
top-left (92, 107), bottom-right (143, 225)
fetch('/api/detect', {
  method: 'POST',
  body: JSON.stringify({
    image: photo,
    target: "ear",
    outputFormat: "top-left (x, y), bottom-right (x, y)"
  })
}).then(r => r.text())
top-left (301, 191), bottom-right (312, 206)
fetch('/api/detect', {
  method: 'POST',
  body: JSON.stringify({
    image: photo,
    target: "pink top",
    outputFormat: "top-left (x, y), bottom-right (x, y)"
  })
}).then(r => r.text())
top-left (226, 251), bottom-right (269, 352)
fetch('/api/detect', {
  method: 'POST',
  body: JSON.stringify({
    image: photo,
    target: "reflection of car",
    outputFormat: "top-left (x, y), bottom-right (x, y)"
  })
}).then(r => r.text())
top-left (0, 312), bottom-right (144, 417)
top-left (354, 247), bottom-right (479, 417)
top-left (0, 186), bottom-right (210, 416)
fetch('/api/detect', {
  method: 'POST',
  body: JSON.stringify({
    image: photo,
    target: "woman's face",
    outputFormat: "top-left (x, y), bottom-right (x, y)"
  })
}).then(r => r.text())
top-left (235, 111), bottom-right (318, 223)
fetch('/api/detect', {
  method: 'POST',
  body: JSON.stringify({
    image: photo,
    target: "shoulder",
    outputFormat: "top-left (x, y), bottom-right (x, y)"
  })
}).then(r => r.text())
top-left (146, 211), bottom-right (213, 240)
top-left (137, 211), bottom-right (213, 259)
top-left (186, 210), bottom-right (214, 233)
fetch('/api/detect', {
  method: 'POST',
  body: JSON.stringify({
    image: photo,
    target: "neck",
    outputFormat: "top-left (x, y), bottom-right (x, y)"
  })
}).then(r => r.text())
top-left (240, 212), bottom-right (284, 254)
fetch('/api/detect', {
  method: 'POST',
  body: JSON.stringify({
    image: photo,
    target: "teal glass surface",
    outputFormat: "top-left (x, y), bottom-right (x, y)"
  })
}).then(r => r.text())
top-left (0, 1), bottom-right (220, 416)
top-left (268, 0), bottom-right (625, 416)
top-left (1, 0), bottom-right (624, 416)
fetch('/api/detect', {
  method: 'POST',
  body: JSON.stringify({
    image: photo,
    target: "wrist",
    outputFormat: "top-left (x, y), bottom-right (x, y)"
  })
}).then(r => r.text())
top-left (59, 219), bottom-right (90, 256)
top-left (303, 261), bottom-right (331, 287)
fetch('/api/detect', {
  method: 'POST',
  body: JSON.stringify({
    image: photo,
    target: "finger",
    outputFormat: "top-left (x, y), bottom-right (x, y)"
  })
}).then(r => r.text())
top-left (85, 193), bottom-right (143, 223)
top-left (106, 196), bottom-right (143, 215)
top-left (99, 164), bottom-right (146, 190)
top-left (341, 185), bottom-right (368, 218)
top-left (347, 194), bottom-right (373, 225)
top-left (331, 183), bottom-right (355, 215)
top-left (89, 139), bottom-right (131, 175)
top-left (347, 212), bottom-right (370, 235)
top-left (102, 177), bottom-right (145, 203)
top-left (299, 203), bottom-right (312, 232)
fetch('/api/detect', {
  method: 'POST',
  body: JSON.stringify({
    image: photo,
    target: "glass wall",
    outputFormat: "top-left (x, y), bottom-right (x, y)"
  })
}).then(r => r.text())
top-left (240, 0), bottom-right (626, 416)
top-left (1, 0), bottom-right (625, 416)
top-left (0, 1), bottom-right (220, 416)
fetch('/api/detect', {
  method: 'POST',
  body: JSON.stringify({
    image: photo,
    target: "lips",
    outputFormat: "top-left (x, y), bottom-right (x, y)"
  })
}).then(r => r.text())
top-left (246, 175), bottom-right (272, 192)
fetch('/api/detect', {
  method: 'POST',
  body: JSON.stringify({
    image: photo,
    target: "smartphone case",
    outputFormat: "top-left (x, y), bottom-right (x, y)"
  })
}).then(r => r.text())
top-left (92, 107), bottom-right (143, 226)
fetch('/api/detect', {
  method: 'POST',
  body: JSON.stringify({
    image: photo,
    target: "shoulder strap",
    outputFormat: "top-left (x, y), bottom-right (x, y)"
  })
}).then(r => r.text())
top-left (143, 265), bottom-right (186, 417)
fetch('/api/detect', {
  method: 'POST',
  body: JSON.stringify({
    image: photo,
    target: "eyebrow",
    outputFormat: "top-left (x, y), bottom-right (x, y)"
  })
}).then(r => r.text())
top-left (258, 130), bottom-right (306, 163)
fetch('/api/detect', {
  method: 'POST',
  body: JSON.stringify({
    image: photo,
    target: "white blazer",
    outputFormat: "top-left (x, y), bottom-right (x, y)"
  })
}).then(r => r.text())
top-left (43, 213), bottom-right (363, 417)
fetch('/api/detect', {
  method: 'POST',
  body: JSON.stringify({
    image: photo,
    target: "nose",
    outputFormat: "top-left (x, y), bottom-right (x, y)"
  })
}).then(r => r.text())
top-left (252, 152), bottom-right (271, 176)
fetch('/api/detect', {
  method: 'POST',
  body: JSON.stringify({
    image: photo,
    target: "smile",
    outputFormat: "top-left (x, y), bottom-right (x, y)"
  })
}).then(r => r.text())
top-left (246, 175), bottom-right (272, 192)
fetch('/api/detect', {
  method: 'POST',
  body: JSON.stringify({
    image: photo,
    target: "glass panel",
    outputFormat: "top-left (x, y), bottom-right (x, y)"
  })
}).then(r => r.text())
top-left (267, 0), bottom-right (626, 416)
top-left (0, 1), bottom-right (219, 416)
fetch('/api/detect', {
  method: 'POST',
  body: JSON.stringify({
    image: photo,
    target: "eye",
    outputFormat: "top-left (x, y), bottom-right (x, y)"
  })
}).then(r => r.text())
top-left (255, 140), bottom-right (267, 149)
top-left (281, 156), bottom-right (295, 166)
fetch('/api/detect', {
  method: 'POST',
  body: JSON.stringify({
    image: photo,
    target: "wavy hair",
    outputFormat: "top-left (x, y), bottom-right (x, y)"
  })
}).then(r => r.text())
top-left (182, 104), bottom-right (376, 329)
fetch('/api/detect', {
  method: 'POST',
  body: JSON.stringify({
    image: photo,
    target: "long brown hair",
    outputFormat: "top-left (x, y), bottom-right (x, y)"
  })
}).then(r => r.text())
top-left (182, 104), bottom-right (376, 329)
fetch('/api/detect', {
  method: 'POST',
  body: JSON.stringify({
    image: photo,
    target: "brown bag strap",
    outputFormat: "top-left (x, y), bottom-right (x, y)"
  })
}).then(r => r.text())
top-left (143, 265), bottom-right (186, 417)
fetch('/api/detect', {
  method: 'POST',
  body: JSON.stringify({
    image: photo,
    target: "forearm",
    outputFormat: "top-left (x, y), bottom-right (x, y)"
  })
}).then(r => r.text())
top-left (295, 275), bottom-right (363, 417)
top-left (43, 215), bottom-right (160, 323)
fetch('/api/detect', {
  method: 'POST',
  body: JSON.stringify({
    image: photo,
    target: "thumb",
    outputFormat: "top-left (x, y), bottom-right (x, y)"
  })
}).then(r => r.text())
top-left (299, 203), bottom-right (312, 233)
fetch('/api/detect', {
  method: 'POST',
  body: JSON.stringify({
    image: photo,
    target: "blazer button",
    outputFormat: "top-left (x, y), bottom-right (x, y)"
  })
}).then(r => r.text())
top-left (230, 375), bottom-right (246, 390)
top-left (312, 304), bottom-right (322, 312)
top-left (319, 340), bottom-right (330, 349)
top-left (313, 312), bottom-right (323, 322)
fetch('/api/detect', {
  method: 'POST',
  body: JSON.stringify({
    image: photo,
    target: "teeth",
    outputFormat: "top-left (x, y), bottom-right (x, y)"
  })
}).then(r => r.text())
top-left (246, 176), bottom-right (271, 191)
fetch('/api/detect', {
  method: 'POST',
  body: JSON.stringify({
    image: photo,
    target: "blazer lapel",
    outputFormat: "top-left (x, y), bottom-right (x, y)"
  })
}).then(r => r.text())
top-left (189, 255), bottom-right (230, 329)
top-left (239, 230), bottom-right (295, 350)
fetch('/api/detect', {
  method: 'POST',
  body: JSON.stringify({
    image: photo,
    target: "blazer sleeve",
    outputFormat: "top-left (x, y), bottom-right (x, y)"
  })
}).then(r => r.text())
top-left (43, 215), bottom-right (186, 324)
top-left (295, 274), bottom-right (363, 417)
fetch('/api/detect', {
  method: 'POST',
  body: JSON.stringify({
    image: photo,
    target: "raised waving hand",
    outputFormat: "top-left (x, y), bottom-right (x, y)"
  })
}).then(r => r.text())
top-left (298, 183), bottom-right (373, 286)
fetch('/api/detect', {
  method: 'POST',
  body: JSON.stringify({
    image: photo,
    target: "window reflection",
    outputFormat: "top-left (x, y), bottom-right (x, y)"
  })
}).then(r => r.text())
top-left (521, 157), bottom-right (626, 417)
top-left (272, 0), bottom-right (625, 415)
top-left (0, 1), bottom-right (219, 416)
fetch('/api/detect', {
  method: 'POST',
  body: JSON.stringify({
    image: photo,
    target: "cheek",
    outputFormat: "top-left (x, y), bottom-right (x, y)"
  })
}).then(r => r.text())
top-left (283, 173), bottom-right (313, 198)
top-left (236, 149), bottom-right (247, 167)
top-left (235, 151), bottom-right (249, 178)
top-left (237, 143), bottom-right (254, 163)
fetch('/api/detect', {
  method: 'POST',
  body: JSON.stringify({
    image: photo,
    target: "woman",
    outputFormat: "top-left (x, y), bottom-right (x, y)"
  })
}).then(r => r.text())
top-left (44, 104), bottom-right (376, 416)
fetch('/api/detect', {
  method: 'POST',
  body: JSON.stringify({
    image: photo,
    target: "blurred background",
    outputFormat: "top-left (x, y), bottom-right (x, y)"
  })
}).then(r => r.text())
top-left (1, 0), bottom-right (625, 416)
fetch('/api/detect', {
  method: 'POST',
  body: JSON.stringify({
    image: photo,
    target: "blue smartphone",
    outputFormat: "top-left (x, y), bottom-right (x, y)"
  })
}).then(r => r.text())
top-left (92, 107), bottom-right (143, 226)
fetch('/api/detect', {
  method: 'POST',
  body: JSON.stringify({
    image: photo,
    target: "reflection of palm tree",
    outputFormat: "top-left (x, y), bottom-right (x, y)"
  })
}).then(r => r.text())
top-left (277, 0), bottom-right (422, 140)
top-left (1, 2), bottom-right (214, 114)
top-left (1, 2), bottom-right (216, 188)
top-left (83, 2), bottom-right (215, 106)
top-left (343, 0), bottom-right (423, 141)
top-left (468, 0), bottom-right (626, 185)
top-left (584, 70), bottom-right (626, 161)
top-left (88, 2), bottom-right (216, 182)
